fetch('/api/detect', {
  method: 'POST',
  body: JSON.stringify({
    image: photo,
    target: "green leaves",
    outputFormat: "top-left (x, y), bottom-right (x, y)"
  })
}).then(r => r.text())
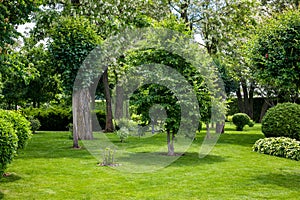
top-left (0, 118), bottom-right (18, 176)
top-left (262, 103), bottom-right (300, 140)
top-left (250, 9), bottom-right (300, 97)
top-left (253, 137), bottom-right (300, 161)
top-left (48, 16), bottom-right (102, 94)
top-left (232, 113), bottom-right (254, 131)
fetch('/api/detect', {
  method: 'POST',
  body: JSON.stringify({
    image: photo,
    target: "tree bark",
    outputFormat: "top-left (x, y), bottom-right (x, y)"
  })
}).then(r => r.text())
top-left (114, 84), bottom-right (124, 120)
top-left (236, 87), bottom-right (245, 113)
top-left (206, 122), bottom-right (211, 139)
top-left (167, 130), bottom-right (175, 156)
top-left (216, 122), bottom-right (224, 134)
top-left (73, 88), bottom-right (93, 148)
top-left (241, 79), bottom-right (249, 115)
top-left (259, 100), bottom-right (269, 123)
top-left (103, 70), bottom-right (114, 132)
top-left (248, 83), bottom-right (255, 119)
top-left (237, 80), bottom-right (255, 119)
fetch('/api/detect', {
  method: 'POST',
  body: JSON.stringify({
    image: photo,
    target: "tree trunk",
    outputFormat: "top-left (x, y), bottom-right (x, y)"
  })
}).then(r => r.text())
top-left (237, 80), bottom-right (255, 119)
top-left (241, 79), bottom-right (249, 115)
top-left (114, 84), bottom-right (124, 120)
top-left (206, 122), bottom-right (211, 139)
top-left (103, 70), bottom-right (114, 132)
top-left (167, 130), bottom-right (175, 156)
top-left (73, 88), bottom-right (93, 148)
top-left (236, 87), bottom-right (245, 113)
top-left (247, 82), bottom-right (255, 119)
top-left (259, 100), bottom-right (269, 123)
top-left (216, 122), bottom-right (224, 134)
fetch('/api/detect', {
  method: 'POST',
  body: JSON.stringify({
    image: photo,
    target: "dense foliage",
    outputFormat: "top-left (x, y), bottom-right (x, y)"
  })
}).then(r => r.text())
top-left (0, 110), bottom-right (32, 149)
top-left (0, 118), bottom-right (18, 176)
top-left (22, 106), bottom-right (72, 131)
top-left (48, 16), bottom-right (102, 94)
top-left (232, 113), bottom-right (254, 131)
top-left (251, 9), bottom-right (300, 100)
top-left (262, 103), bottom-right (300, 140)
top-left (253, 137), bottom-right (300, 161)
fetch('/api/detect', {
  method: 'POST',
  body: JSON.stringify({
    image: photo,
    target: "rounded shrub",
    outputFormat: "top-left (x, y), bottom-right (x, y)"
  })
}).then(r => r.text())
top-left (0, 110), bottom-right (32, 149)
top-left (0, 118), bottom-right (18, 176)
top-left (232, 113), bottom-right (254, 131)
top-left (262, 103), bottom-right (300, 140)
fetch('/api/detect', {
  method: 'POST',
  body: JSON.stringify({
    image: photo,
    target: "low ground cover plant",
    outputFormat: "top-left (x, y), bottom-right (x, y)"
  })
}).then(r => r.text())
top-left (253, 137), bottom-right (300, 161)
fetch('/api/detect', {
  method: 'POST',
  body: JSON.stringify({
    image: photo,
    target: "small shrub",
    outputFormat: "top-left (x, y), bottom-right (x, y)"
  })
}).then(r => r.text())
top-left (0, 118), bottom-right (18, 176)
top-left (116, 118), bottom-right (138, 132)
top-left (262, 103), bottom-right (300, 140)
top-left (232, 113), bottom-right (253, 131)
top-left (253, 137), bottom-right (300, 161)
top-left (116, 127), bottom-right (129, 143)
top-left (101, 147), bottom-right (115, 166)
top-left (0, 110), bottom-right (32, 149)
top-left (28, 116), bottom-right (41, 134)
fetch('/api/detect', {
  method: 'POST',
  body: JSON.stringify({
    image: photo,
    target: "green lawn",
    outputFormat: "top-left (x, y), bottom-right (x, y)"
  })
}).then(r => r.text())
top-left (1, 123), bottom-right (299, 199)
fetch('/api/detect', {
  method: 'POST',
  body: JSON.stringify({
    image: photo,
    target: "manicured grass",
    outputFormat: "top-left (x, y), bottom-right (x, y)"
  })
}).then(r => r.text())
top-left (1, 123), bottom-right (300, 199)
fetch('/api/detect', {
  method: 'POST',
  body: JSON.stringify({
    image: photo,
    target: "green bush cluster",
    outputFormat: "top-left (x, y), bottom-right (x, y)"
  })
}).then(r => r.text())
top-left (0, 110), bottom-right (32, 176)
top-left (232, 113), bottom-right (254, 131)
top-left (22, 106), bottom-right (72, 131)
top-left (0, 110), bottom-right (32, 149)
top-left (253, 137), bottom-right (300, 161)
top-left (262, 103), bottom-right (300, 140)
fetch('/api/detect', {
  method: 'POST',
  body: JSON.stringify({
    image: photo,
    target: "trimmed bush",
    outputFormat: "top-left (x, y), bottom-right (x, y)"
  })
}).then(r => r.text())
top-left (253, 137), bottom-right (300, 161)
top-left (22, 106), bottom-right (72, 131)
top-left (0, 110), bottom-right (32, 149)
top-left (262, 103), bottom-right (300, 140)
top-left (232, 113), bottom-right (254, 131)
top-left (0, 118), bottom-right (18, 176)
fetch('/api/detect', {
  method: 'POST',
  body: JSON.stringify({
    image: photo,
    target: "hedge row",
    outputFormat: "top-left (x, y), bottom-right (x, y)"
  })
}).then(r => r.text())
top-left (22, 106), bottom-right (72, 131)
top-left (22, 106), bottom-right (106, 131)
top-left (253, 137), bottom-right (300, 161)
top-left (0, 110), bottom-right (32, 176)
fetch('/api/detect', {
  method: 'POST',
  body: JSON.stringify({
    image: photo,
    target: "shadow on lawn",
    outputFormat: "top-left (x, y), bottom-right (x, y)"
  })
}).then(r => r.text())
top-left (217, 133), bottom-right (263, 147)
top-left (0, 192), bottom-right (3, 199)
top-left (116, 151), bottom-right (225, 167)
top-left (252, 172), bottom-right (300, 191)
top-left (0, 173), bottom-right (21, 183)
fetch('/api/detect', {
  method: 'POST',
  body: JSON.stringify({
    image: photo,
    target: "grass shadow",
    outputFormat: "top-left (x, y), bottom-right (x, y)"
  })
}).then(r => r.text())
top-left (116, 151), bottom-right (225, 167)
top-left (252, 172), bottom-right (300, 191)
top-left (0, 192), bottom-right (3, 199)
top-left (0, 173), bottom-right (21, 183)
top-left (217, 133), bottom-right (264, 147)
